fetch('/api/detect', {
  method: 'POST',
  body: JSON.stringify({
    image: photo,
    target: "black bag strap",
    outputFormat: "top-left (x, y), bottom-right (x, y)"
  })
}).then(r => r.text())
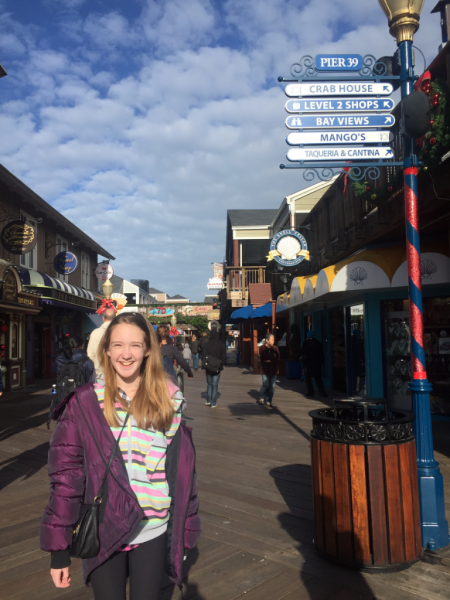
top-left (75, 393), bottom-right (129, 504)
top-left (76, 356), bottom-right (89, 367)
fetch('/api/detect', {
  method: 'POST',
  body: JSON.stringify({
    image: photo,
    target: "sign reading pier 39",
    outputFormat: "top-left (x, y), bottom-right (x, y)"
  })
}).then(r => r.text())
top-left (268, 230), bottom-right (310, 267)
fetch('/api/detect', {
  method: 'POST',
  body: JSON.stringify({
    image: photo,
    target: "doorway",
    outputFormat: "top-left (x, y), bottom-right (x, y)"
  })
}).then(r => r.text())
top-left (346, 304), bottom-right (366, 396)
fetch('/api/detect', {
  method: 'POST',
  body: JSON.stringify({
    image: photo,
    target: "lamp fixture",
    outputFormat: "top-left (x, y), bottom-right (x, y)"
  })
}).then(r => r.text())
top-left (378, 0), bottom-right (425, 43)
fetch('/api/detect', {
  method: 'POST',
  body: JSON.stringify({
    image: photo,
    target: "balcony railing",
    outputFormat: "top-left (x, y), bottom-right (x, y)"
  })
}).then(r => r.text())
top-left (226, 266), bottom-right (266, 307)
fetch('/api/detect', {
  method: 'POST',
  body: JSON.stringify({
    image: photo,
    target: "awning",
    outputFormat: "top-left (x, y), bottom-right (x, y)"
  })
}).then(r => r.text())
top-left (251, 302), bottom-right (273, 318)
top-left (18, 268), bottom-right (96, 300)
top-left (289, 242), bottom-right (450, 308)
top-left (231, 304), bottom-right (254, 320)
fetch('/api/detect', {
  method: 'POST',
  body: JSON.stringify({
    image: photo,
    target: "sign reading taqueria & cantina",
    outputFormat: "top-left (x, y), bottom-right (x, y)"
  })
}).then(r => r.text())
top-left (1, 220), bottom-right (37, 255)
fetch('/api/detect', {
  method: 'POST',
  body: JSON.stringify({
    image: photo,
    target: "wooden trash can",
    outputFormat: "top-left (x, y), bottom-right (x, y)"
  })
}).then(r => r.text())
top-left (309, 398), bottom-right (422, 572)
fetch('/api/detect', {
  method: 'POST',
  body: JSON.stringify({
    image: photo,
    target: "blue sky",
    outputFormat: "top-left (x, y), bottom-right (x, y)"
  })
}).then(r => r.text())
top-left (0, 0), bottom-right (442, 301)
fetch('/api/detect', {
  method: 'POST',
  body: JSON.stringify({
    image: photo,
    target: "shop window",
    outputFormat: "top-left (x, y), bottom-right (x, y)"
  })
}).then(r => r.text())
top-left (55, 235), bottom-right (68, 282)
top-left (19, 211), bottom-right (38, 270)
top-left (81, 252), bottom-right (90, 289)
top-left (10, 322), bottom-right (18, 359)
top-left (382, 297), bottom-right (450, 415)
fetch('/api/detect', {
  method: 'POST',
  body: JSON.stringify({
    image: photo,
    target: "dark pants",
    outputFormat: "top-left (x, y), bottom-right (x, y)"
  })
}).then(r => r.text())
top-left (90, 533), bottom-right (166, 600)
top-left (259, 374), bottom-right (277, 405)
top-left (206, 372), bottom-right (220, 406)
top-left (192, 353), bottom-right (199, 369)
top-left (305, 371), bottom-right (326, 396)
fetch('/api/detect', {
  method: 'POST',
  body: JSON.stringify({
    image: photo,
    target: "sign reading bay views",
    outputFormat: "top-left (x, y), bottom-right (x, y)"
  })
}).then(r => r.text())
top-left (286, 130), bottom-right (394, 145)
top-left (285, 98), bottom-right (395, 113)
top-left (287, 147), bottom-right (394, 161)
top-left (285, 82), bottom-right (394, 97)
top-left (286, 114), bottom-right (395, 129)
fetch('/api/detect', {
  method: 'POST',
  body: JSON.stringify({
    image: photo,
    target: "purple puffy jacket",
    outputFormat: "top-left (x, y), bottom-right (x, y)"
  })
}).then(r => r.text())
top-left (40, 383), bottom-right (201, 588)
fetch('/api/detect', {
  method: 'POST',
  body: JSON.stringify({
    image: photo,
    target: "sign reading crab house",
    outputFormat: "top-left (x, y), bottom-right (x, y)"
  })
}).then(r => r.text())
top-left (267, 230), bottom-right (310, 267)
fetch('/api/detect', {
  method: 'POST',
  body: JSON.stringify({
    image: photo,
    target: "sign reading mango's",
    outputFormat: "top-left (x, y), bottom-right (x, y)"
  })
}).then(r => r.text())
top-left (286, 130), bottom-right (394, 145)
top-left (287, 147), bottom-right (395, 161)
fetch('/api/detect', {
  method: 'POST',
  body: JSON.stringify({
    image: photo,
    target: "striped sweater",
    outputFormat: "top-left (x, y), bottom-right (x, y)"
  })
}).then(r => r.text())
top-left (94, 381), bottom-right (185, 548)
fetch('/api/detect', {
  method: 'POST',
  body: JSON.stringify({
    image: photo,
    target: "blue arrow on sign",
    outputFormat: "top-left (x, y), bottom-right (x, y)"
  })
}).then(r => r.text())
top-left (285, 98), bottom-right (395, 113)
top-left (285, 114), bottom-right (395, 129)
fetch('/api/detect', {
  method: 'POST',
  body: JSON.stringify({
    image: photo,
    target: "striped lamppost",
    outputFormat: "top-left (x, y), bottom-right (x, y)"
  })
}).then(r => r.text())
top-left (379, 0), bottom-right (449, 550)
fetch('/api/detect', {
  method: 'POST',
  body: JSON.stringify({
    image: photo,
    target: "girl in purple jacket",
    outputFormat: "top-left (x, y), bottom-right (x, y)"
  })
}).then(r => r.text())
top-left (41, 312), bottom-right (201, 600)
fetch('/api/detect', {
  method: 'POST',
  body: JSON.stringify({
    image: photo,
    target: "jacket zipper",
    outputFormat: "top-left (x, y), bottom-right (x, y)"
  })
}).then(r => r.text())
top-left (180, 455), bottom-right (196, 567)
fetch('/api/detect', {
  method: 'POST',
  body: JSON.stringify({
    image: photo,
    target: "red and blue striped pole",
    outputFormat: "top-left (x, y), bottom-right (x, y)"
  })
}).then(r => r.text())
top-left (401, 40), bottom-right (449, 550)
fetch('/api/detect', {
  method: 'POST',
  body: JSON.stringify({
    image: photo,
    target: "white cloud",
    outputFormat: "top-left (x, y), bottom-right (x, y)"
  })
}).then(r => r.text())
top-left (0, 0), bottom-right (442, 299)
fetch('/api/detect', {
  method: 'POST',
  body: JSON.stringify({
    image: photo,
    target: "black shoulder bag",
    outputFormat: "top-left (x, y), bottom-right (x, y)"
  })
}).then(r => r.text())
top-left (70, 394), bottom-right (129, 559)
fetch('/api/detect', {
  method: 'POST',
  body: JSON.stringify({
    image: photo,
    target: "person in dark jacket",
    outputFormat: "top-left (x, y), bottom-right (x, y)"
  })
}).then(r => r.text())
top-left (258, 333), bottom-right (280, 407)
top-left (190, 334), bottom-right (200, 370)
top-left (156, 325), bottom-right (194, 379)
top-left (55, 334), bottom-right (96, 383)
top-left (41, 312), bottom-right (201, 598)
top-left (202, 329), bottom-right (226, 407)
top-left (198, 332), bottom-right (209, 366)
top-left (301, 330), bottom-right (328, 398)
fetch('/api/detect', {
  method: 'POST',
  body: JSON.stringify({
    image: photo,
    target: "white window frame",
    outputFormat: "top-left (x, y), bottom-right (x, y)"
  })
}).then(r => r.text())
top-left (81, 252), bottom-right (90, 290)
top-left (55, 235), bottom-right (68, 282)
top-left (19, 211), bottom-right (38, 270)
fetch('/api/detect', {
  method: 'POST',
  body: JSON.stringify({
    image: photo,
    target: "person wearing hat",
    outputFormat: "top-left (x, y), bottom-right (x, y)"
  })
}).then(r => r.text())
top-left (301, 330), bottom-right (327, 398)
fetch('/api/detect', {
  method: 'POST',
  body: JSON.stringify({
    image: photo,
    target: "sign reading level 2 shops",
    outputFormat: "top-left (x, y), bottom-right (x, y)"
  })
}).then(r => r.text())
top-left (286, 114), bottom-right (395, 129)
top-left (285, 98), bottom-right (395, 113)
top-left (286, 130), bottom-right (394, 145)
top-left (287, 146), bottom-right (394, 161)
top-left (285, 82), bottom-right (393, 97)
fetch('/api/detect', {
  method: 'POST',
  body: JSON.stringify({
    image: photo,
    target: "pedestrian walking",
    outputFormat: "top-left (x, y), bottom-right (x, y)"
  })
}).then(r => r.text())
top-left (301, 330), bottom-right (328, 398)
top-left (190, 334), bottom-right (200, 370)
top-left (87, 307), bottom-right (116, 378)
top-left (258, 333), bottom-right (280, 407)
top-left (202, 329), bottom-right (226, 408)
top-left (41, 312), bottom-right (201, 599)
top-left (156, 325), bottom-right (194, 380)
top-left (198, 332), bottom-right (208, 367)
top-left (55, 334), bottom-right (96, 387)
top-left (182, 342), bottom-right (192, 366)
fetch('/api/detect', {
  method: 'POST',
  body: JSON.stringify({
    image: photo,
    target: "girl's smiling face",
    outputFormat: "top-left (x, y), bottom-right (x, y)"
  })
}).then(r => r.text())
top-left (107, 323), bottom-right (150, 382)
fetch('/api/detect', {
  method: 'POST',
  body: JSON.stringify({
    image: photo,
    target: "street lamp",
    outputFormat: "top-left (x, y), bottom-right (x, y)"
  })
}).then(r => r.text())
top-left (379, 0), bottom-right (449, 550)
top-left (170, 314), bottom-right (177, 328)
top-left (102, 279), bottom-right (113, 300)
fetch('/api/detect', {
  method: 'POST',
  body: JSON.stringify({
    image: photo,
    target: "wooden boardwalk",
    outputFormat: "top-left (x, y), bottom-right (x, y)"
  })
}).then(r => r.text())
top-left (1, 358), bottom-right (450, 599)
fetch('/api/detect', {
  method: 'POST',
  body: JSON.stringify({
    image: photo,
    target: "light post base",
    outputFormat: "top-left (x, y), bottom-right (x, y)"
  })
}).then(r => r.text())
top-left (411, 379), bottom-right (450, 550)
top-left (417, 465), bottom-right (449, 550)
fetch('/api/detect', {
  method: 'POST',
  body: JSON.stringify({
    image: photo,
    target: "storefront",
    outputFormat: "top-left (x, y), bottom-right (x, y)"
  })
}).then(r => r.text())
top-left (288, 244), bottom-right (450, 414)
top-left (0, 266), bottom-right (41, 389)
top-left (17, 267), bottom-right (98, 381)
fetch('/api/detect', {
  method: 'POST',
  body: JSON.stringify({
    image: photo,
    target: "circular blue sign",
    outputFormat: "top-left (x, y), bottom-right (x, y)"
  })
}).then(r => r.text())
top-left (270, 229), bottom-right (308, 267)
top-left (54, 251), bottom-right (79, 275)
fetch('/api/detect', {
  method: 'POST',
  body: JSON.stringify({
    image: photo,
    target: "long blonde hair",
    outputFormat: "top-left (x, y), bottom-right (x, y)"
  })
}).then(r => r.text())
top-left (99, 312), bottom-right (174, 430)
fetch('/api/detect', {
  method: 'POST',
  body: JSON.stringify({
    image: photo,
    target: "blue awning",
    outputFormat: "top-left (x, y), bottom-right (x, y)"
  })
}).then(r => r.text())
top-left (251, 302), bottom-right (273, 318)
top-left (230, 304), bottom-right (254, 320)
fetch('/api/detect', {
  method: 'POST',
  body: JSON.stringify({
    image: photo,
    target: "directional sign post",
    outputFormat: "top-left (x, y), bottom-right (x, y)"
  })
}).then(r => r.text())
top-left (285, 114), bottom-right (395, 129)
top-left (286, 146), bottom-right (394, 161)
top-left (285, 82), bottom-right (394, 97)
top-left (285, 98), bottom-right (395, 113)
top-left (286, 130), bottom-right (394, 145)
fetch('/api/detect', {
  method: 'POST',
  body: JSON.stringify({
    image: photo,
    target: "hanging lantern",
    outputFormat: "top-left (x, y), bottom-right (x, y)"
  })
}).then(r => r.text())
top-left (371, 193), bottom-right (377, 201)
top-left (388, 186), bottom-right (393, 192)
top-left (430, 137), bottom-right (437, 146)
top-left (425, 131), bottom-right (432, 139)
top-left (365, 185), bottom-right (371, 191)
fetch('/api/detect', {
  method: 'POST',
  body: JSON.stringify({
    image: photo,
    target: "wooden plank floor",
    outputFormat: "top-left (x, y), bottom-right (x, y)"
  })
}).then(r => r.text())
top-left (1, 358), bottom-right (450, 599)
